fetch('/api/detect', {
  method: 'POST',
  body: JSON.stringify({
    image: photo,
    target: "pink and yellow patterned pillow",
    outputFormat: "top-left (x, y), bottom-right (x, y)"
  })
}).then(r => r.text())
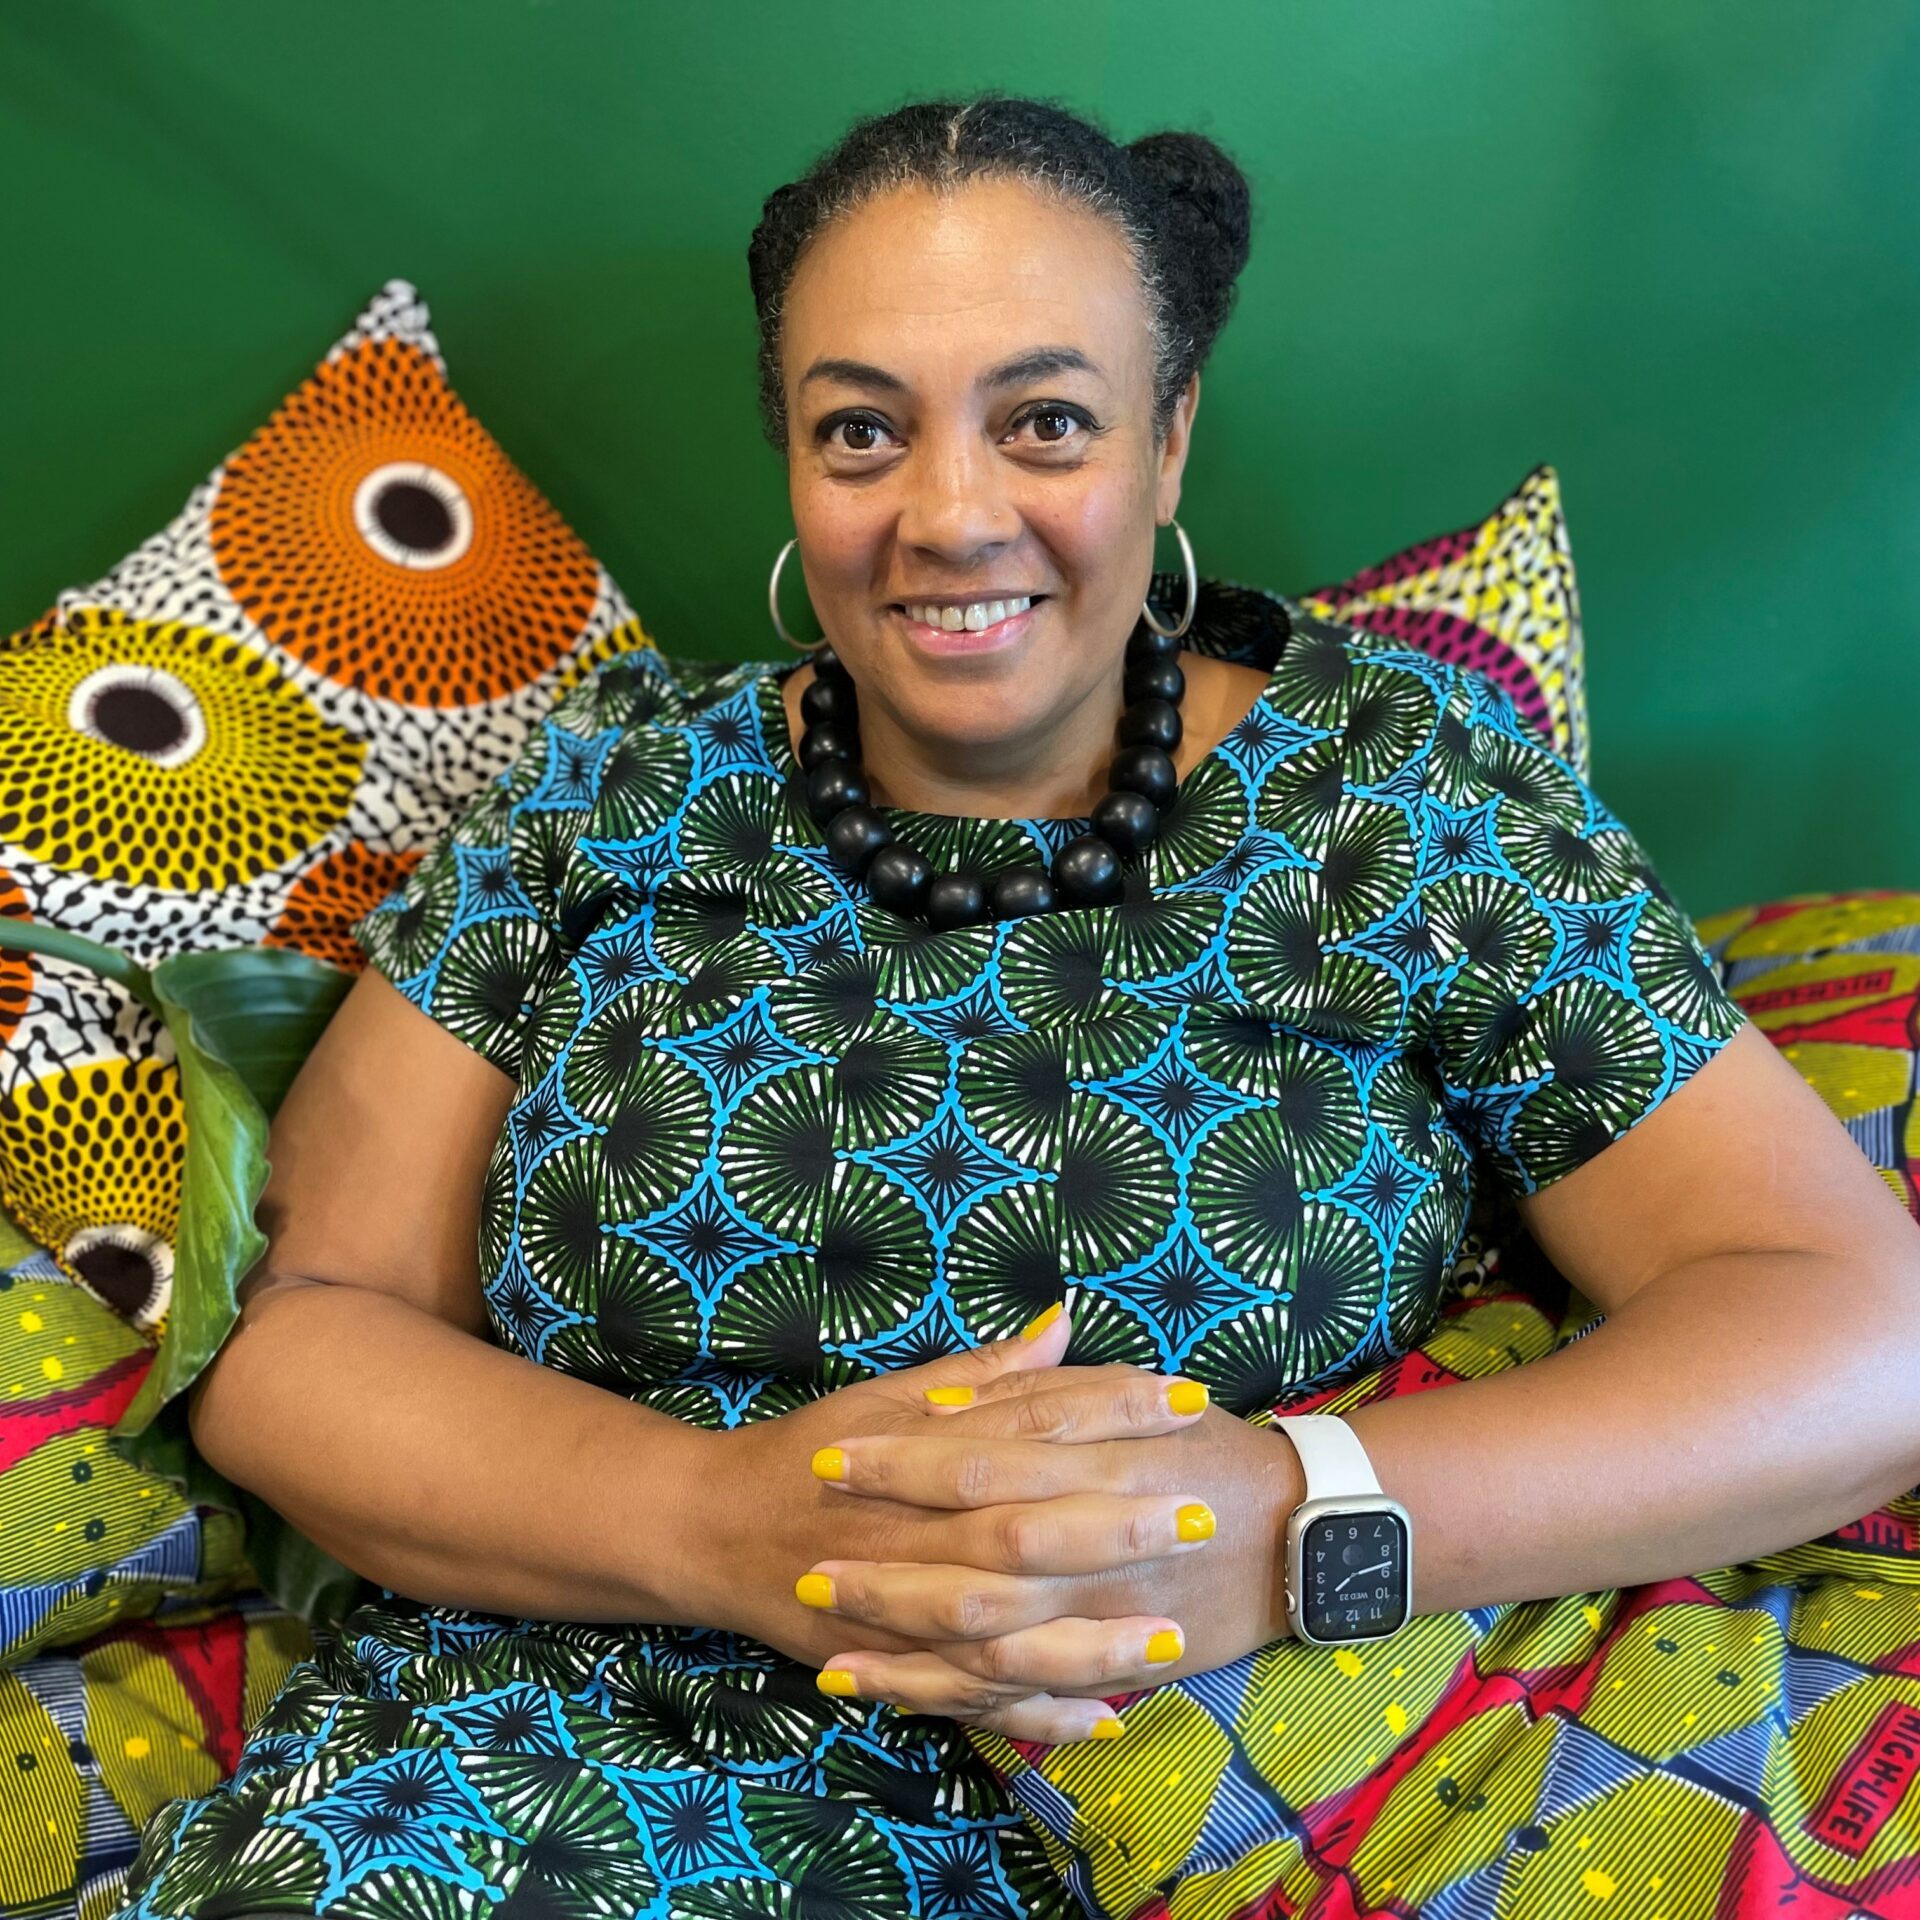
top-left (1298, 460), bottom-right (1588, 776)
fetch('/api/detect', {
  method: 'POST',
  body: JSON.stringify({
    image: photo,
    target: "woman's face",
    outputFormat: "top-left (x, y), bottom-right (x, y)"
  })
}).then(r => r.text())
top-left (779, 176), bottom-right (1197, 765)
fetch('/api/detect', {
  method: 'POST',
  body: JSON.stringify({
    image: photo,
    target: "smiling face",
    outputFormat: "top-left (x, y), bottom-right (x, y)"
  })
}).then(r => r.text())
top-left (779, 175), bottom-right (1197, 809)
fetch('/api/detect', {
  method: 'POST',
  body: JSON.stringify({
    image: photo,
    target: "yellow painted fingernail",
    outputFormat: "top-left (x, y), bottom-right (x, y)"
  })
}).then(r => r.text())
top-left (1020, 1302), bottom-right (1064, 1342)
top-left (817, 1669), bottom-right (859, 1697)
top-left (1166, 1379), bottom-right (1209, 1416)
top-left (924, 1385), bottom-right (975, 1407)
top-left (811, 1447), bottom-right (847, 1482)
top-left (1145, 1629), bottom-right (1185, 1664)
top-left (1176, 1503), bottom-right (1216, 1543)
top-left (1090, 1717), bottom-right (1127, 1739)
top-left (795, 1574), bottom-right (835, 1609)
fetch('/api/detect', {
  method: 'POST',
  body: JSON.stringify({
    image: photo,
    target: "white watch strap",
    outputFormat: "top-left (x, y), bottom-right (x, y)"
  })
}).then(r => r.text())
top-left (1273, 1414), bottom-right (1383, 1499)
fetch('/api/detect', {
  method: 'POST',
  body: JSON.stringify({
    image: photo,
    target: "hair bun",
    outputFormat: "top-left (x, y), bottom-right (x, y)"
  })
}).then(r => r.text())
top-left (1127, 130), bottom-right (1252, 341)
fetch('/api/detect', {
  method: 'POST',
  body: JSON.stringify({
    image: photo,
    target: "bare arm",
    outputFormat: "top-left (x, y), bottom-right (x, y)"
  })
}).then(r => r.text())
top-left (185, 967), bottom-right (1207, 1740)
top-left (1340, 1019), bottom-right (1920, 1608)
top-left (185, 966), bottom-right (716, 1624)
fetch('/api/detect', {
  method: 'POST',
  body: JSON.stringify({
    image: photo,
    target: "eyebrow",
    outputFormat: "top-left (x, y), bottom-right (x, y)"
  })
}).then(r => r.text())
top-left (798, 345), bottom-right (1105, 395)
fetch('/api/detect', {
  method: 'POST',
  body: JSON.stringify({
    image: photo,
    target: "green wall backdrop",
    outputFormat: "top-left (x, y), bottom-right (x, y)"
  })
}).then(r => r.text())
top-left (4, 1), bottom-right (1915, 916)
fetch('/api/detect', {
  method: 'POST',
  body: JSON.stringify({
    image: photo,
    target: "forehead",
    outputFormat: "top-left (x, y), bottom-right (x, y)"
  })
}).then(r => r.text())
top-left (783, 176), bottom-right (1150, 384)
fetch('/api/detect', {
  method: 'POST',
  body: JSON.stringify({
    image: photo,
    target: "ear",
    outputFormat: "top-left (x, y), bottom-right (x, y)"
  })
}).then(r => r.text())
top-left (1154, 372), bottom-right (1202, 523)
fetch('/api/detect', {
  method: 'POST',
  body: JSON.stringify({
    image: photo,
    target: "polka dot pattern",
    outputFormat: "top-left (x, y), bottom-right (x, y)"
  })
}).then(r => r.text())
top-left (0, 1057), bottom-right (183, 1331)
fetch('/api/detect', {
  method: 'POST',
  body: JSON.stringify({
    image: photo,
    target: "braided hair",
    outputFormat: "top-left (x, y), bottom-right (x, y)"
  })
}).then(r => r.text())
top-left (747, 95), bottom-right (1253, 450)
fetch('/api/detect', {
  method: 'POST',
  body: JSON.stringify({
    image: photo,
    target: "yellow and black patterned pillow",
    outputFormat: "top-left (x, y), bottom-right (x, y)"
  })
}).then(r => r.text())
top-left (0, 279), bottom-right (655, 1333)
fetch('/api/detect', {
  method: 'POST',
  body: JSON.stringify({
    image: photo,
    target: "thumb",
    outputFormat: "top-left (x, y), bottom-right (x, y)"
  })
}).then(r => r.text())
top-left (911, 1301), bottom-right (1071, 1408)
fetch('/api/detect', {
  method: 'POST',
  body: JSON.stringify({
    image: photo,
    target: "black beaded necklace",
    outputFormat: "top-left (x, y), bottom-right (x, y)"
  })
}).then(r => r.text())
top-left (797, 620), bottom-right (1187, 931)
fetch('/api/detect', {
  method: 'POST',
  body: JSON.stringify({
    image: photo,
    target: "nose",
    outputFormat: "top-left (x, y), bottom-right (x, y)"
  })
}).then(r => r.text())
top-left (894, 423), bottom-right (1017, 566)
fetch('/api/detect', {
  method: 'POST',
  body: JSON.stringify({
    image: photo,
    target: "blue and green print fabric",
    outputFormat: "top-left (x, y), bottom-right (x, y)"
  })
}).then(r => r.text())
top-left (116, 586), bottom-right (1750, 1919)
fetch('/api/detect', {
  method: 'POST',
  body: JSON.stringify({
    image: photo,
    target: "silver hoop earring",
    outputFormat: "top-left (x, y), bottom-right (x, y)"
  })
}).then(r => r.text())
top-left (768, 537), bottom-right (814, 651)
top-left (1141, 517), bottom-right (1198, 641)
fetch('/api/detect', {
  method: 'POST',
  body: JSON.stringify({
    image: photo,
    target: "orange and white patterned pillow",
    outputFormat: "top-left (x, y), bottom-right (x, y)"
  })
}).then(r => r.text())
top-left (0, 279), bottom-right (655, 1332)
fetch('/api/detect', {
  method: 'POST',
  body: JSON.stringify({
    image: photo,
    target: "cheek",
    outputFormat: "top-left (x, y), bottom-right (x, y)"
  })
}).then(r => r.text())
top-left (792, 485), bottom-right (879, 585)
top-left (1027, 474), bottom-right (1156, 623)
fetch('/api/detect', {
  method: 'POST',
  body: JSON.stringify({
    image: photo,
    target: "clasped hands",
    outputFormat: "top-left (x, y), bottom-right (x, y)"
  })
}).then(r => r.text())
top-left (704, 1306), bottom-right (1303, 1745)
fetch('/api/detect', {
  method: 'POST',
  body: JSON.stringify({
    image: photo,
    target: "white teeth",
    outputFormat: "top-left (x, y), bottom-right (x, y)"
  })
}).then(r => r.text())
top-left (906, 595), bottom-right (1034, 629)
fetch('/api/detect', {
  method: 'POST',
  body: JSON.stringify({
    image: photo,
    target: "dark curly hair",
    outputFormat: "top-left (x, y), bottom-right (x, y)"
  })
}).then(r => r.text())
top-left (747, 95), bottom-right (1253, 450)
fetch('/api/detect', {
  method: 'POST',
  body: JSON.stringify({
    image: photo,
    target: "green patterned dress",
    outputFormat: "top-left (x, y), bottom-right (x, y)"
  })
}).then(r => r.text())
top-left (118, 587), bottom-right (1755, 1920)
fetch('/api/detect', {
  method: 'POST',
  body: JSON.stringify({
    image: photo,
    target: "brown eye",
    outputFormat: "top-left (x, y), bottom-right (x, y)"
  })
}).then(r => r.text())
top-left (1033, 409), bottom-right (1075, 442)
top-left (842, 421), bottom-right (880, 451)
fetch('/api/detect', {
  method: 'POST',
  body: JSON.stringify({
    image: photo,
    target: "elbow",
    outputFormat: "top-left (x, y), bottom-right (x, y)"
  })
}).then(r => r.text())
top-left (183, 1266), bottom-right (330, 1485)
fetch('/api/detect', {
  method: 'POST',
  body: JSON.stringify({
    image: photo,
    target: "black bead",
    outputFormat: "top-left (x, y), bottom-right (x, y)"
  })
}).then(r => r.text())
top-left (866, 843), bottom-right (934, 916)
top-left (1110, 744), bottom-right (1180, 812)
top-left (806, 757), bottom-right (869, 822)
top-left (824, 804), bottom-right (893, 877)
top-left (811, 643), bottom-right (849, 681)
top-left (798, 721), bottom-right (855, 771)
top-left (926, 873), bottom-right (992, 931)
top-left (991, 865), bottom-right (1057, 921)
top-left (1124, 658), bottom-right (1185, 707)
top-left (1127, 620), bottom-right (1184, 661)
top-left (1051, 834), bottom-right (1125, 908)
top-left (1090, 789), bottom-right (1160, 857)
top-left (800, 674), bottom-right (856, 729)
top-left (1118, 697), bottom-right (1182, 753)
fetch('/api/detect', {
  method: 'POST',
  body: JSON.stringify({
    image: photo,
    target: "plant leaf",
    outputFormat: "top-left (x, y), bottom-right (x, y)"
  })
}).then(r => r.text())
top-left (101, 945), bottom-right (365, 1626)
top-left (147, 946), bottom-right (356, 1117)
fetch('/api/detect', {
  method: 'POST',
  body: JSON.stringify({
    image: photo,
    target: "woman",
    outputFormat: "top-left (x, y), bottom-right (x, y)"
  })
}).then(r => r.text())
top-left (118, 97), bottom-right (1920, 1920)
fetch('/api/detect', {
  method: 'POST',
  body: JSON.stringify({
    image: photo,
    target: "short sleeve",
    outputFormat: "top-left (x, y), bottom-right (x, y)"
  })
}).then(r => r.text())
top-left (1415, 666), bottom-right (1748, 1199)
top-left (352, 668), bottom-right (616, 1082)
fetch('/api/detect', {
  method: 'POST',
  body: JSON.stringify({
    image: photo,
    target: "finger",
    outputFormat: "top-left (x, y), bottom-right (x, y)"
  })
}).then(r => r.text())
top-left (921, 1357), bottom-right (1150, 1416)
top-left (814, 1649), bottom-right (1041, 1721)
top-left (931, 1615), bottom-right (1186, 1693)
top-left (907, 1303), bottom-right (1073, 1411)
top-left (812, 1419), bottom-right (1187, 1509)
top-left (970, 1693), bottom-right (1129, 1746)
top-left (819, 1653), bottom-right (1128, 1745)
top-left (954, 1491), bottom-right (1218, 1576)
top-left (918, 1372), bottom-right (1211, 1442)
top-left (800, 1559), bottom-right (1071, 1638)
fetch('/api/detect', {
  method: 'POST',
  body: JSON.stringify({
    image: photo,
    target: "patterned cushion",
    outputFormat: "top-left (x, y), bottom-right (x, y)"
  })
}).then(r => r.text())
top-left (1297, 461), bottom-right (1587, 776)
top-left (0, 1250), bottom-right (254, 1669)
top-left (0, 278), bottom-right (655, 1334)
top-left (1698, 888), bottom-right (1920, 1220)
top-left (0, 1592), bottom-right (308, 1918)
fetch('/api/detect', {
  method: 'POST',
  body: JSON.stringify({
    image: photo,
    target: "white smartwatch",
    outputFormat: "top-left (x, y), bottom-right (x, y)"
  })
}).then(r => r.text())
top-left (1273, 1415), bottom-right (1414, 1645)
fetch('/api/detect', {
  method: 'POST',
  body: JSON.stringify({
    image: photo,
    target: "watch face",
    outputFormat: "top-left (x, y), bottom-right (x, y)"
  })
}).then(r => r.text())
top-left (1299, 1509), bottom-right (1409, 1641)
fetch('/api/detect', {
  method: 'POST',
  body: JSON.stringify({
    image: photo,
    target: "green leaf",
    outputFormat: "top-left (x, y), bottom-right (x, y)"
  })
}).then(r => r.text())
top-left (148, 946), bottom-right (357, 1121)
top-left (108, 945), bottom-right (366, 1626)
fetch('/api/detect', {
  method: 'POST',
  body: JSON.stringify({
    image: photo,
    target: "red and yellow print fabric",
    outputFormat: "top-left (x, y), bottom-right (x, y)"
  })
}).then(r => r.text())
top-left (1698, 890), bottom-right (1920, 1221)
top-left (1300, 463), bottom-right (1587, 780)
top-left (0, 1596), bottom-right (308, 1919)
